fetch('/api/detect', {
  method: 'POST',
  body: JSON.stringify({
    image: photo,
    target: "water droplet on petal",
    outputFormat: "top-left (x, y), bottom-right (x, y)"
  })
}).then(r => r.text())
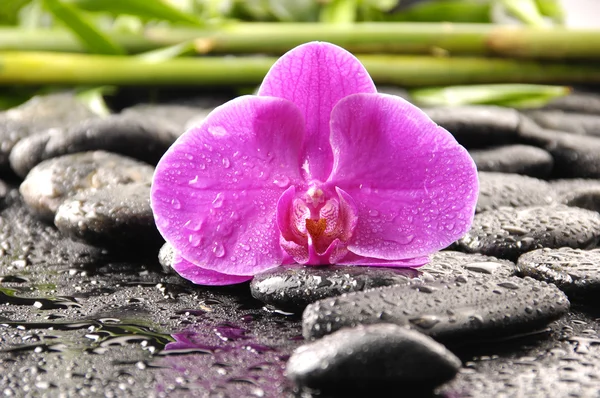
top-left (186, 154), bottom-right (194, 160)
top-left (212, 242), bottom-right (225, 258)
top-left (189, 175), bottom-right (198, 185)
top-left (208, 125), bottom-right (227, 137)
top-left (240, 243), bottom-right (251, 251)
top-left (212, 193), bottom-right (224, 208)
top-left (222, 157), bottom-right (231, 168)
top-left (171, 198), bottom-right (181, 210)
top-left (184, 219), bottom-right (203, 231)
top-left (368, 209), bottom-right (379, 217)
top-left (198, 163), bottom-right (206, 170)
top-left (273, 176), bottom-right (290, 188)
top-left (189, 235), bottom-right (201, 247)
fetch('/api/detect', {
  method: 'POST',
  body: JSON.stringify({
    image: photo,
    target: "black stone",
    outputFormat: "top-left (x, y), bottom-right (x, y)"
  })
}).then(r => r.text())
top-left (543, 91), bottom-right (600, 114)
top-left (518, 117), bottom-right (600, 178)
top-left (9, 114), bottom-right (177, 177)
top-left (19, 151), bottom-right (154, 221)
top-left (517, 248), bottom-right (600, 299)
top-left (302, 273), bottom-right (569, 341)
top-left (54, 182), bottom-right (162, 250)
top-left (423, 106), bottom-right (520, 148)
top-left (0, 93), bottom-right (96, 171)
top-left (423, 251), bottom-right (516, 280)
top-left (526, 110), bottom-right (600, 136)
top-left (550, 179), bottom-right (600, 213)
top-left (120, 103), bottom-right (211, 137)
top-left (456, 205), bottom-right (600, 261)
top-left (469, 145), bottom-right (553, 178)
top-left (286, 324), bottom-right (461, 392)
top-left (476, 172), bottom-right (555, 213)
top-left (250, 265), bottom-right (421, 312)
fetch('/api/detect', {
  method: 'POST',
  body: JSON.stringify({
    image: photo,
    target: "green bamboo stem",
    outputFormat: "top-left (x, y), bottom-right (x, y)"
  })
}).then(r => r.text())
top-left (1, 23), bottom-right (600, 59)
top-left (0, 51), bottom-right (599, 87)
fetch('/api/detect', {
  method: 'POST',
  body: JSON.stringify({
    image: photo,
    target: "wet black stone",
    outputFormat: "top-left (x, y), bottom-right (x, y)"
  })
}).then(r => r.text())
top-left (423, 251), bottom-right (516, 279)
top-left (518, 118), bottom-right (600, 178)
top-left (543, 91), bottom-right (600, 114)
top-left (517, 248), bottom-right (600, 300)
top-left (550, 179), bottom-right (600, 213)
top-left (286, 324), bottom-right (461, 392)
top-left (0, 93), bottom-right (96, 172)
top-left (423, 106), bottom-right (520, 148)
top-left (120, 103), bottom-right (210, 137)
top-left (302, 273), bottom-right (569, 341)
top-left (526, 110), bottom-right (600, 136)
top-left (250, 265), bottom-right (421, 312)
top-left (469, 145), bottom-right (553, 178)
top-left (476, 172), bottom-right (555, 213)
top-left (20, 151), bottom-right (154, 221)
top-left (456, 205), bottom-right (600, 261)
top-left (9, 114), bottom-right (178, 177)
top-left (54, 182), bottom-right (162, 250)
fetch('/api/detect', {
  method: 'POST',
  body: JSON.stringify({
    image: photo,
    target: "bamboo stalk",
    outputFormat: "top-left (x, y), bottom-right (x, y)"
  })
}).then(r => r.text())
top-left (1, 23), bottom-right (600, 59)
top-left (0, 51), bottom-right (599, 87)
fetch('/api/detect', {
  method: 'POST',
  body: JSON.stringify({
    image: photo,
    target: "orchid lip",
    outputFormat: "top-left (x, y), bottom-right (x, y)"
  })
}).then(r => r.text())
top-left (276, 183), bottom-right (358, 265)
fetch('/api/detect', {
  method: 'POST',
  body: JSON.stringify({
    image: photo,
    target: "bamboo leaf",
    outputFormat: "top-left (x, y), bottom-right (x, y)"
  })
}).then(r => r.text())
top-left (76, 85), bottom-right (115, 116)
top-left (66, 0), bottom-right (202, 26)
top-left (535, 0), bottom-right (564, 24)
top-left (320, 0), bottom-right (357, 24)
top-left (41, 0), bottom-right (125, 54)
top-left (410, 83), bottom-right (570, 107)
top-left (499, 0), bottom-right (547, 27)
top-left (136, 40), bottom-right (196, 62)
top-left (388, 0), bottom-right (492, 23)
top-left (0, 0), bottom-right (31, 25)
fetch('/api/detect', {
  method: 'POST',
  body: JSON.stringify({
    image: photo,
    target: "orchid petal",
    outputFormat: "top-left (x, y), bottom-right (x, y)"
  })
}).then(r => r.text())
top-left (258, 42), bottom-right (376, 181)
top-left (172, 254), bottom-right (252, 285)
top-left (328, 93), bottom-right (478, 260)
top-left (151, 96), bottom-right (305, 275)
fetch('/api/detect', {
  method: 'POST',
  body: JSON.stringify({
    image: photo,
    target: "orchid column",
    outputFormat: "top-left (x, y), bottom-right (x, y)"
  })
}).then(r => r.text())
top-left (151, 42), bottom-right (479, 285)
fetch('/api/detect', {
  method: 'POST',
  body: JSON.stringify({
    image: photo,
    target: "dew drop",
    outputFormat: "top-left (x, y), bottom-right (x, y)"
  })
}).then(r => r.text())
top-left (212, 193), bottom-right (224, 208)
top-left (184, 219), bottom-right (203, 231)
top-left (208, 125), bottom-right (227, 137)
top-left (240, 243), bottom-right (251, 251)
top-left (189, 235), bottom-right (201, 247)
top-left (368, 209), bottom-right (379, 217)
top-left (273, 176), bottom-right (290, 188)
top-left (188, 175), bottom-right (198, 185)
top-left (171, 198), bottom-right (181, 210)
top-left (186, 154), bottom-right (194, 160)
top-left (212, 242), bottom-right (226, 258)
top-left (198, 163), bottom-right (206, 170)
top-left (222, 157), bottom-right (231, 168)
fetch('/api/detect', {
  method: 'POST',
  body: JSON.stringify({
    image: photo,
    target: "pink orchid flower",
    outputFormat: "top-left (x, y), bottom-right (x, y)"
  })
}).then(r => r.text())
top-left (151, 42), bottom-right (478, 285)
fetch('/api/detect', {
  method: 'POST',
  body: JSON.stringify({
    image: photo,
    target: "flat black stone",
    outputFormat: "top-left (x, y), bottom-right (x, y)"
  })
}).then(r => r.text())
top-left (0, 93), bottom-right (96, 172)
top-left (250, 265), bottom-right (421, 312)
top-left (423, 251), bottom-right (516, 280)
top-left (476, 172), bottom-right (555, 213)
top-left (543, 91), bottom-right (600, 114)
top-left (286, 323), bottom-right (461, 392)
top-left (424, 106), bottom-right (520, 148)
top-left (517, 248), bottom-right (600, 300)
top-left (469, 145), bottom-right (553, 178)
top-left (456, 205), bottom-right (600, 261)
top-left (526, 110), bottom-right (600, 136)
top-left (550, 179), bottom-right (600, 213)
top-left (302, 273), bottom-right (569, 341)
top-left (519, 117), bottom-right (600, 178)
top-left (19, 151), bottom-right (154, 221)
top-left (54, 183), bottom-right (162, 250)
top-left (9, 114), bottom-right (177, 177)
